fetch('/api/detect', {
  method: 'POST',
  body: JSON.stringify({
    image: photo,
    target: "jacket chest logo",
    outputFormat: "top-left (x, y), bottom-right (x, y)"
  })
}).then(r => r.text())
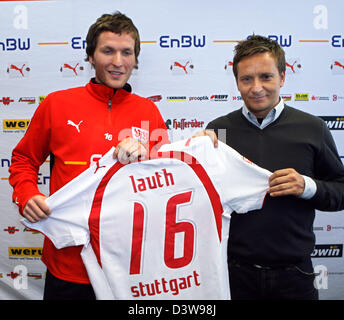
top-left (67, 120), bottom-right (83, 133)
top-left (132, 127), bottom-right (149, 143)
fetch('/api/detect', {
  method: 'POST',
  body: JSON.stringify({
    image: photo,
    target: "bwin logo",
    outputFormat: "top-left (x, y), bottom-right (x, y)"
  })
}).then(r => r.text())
top-left (160, 35), bottom-right (206, 48)
top-left (311, 244), bottom-right (343, 258)
top-left (319, 116), bottom-right (344, 130)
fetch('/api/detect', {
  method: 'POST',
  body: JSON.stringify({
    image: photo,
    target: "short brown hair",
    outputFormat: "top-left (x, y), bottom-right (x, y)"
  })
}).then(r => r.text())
top-left (85, 11), bottom-right (140, 64)
top-left (232, 35), bottom-right (286, 80)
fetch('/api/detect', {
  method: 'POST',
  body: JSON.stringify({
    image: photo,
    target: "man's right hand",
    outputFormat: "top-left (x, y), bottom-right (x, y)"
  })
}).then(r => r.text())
top-left (113, 137), bottom-right (147, 164)
top-left (23, 195), bottom-right (51, 223)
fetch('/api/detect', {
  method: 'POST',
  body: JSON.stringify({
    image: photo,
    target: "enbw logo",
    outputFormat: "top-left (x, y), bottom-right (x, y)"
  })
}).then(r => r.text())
top-left (160, 35), bottom-right (206, 48)
top-left (71, 36), bottom-right (86, 49)
top-left (268, 35), bottom-right (292, 47)
top-left (332, 35), bottom-right (344, 47)
top-left (0, 38), bottom-right (30, 51)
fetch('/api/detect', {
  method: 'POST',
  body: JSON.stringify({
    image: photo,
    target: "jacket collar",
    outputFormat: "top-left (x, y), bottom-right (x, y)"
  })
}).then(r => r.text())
top-left (86, 77), bottom-right (132, 103)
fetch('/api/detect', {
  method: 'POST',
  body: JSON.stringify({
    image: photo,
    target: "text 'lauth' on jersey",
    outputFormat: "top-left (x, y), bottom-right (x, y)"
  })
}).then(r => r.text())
top-left (129, 168), bottom-right (175, 193)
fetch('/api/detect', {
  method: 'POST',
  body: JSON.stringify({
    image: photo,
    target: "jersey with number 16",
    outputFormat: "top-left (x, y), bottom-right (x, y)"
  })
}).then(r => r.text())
top-left (23, 136), bottom-right (271, 299)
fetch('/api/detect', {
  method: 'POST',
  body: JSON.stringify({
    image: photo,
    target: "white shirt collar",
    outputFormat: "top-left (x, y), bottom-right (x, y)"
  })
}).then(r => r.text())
top-left (242, 98), bottom-right (285, 129)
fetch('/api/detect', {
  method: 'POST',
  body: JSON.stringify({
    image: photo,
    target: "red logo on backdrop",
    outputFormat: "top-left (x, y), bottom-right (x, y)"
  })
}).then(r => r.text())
top-left (224, 60), bottom-right (233, 70)
top-left (4, 226), bottom-right (20, 234)
top-left (333, 61), bottom-right (344, 70)
top-left (0, 97), bottom-right (14, 105)
top-left (147, 95), bottom-right (162, 102)
top-left (174, 61), bottom-right (189, 73)
top-left (285, 60), bottom-right (302, 73)
top-left (172, 118), bottom-right (204, 130)
top-left (64, 63), bottom-right (79, 75)
top-left (7, 272), bottom-right (19, 279)
top-left (59, 61), bottom-right (85, 77)
top-left (11, 64), bottom-right (25, 76)
top-left (330, 60), bottom-right (344, 75)
top-left (170, 59), bottom-right (194, 74)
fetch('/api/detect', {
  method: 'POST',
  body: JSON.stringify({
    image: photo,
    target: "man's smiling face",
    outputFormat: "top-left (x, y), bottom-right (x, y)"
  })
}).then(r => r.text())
top-left (89, 31), bottom-right (136, 89)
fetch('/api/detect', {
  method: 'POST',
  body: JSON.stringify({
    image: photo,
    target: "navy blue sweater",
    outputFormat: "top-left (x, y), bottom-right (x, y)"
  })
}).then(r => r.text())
top-left (207, 105), bottom-right (344, 265)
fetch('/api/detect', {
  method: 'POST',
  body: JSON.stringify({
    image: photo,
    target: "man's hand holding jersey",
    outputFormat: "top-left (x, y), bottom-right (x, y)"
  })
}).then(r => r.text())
top-left (192, 130), bottom-right (218, 147)
top-left (192, 130), bottom-right (306, 198)
top-left (113, 137), bottom-right (147, 164)
top-left (268, 168), bottom-right (306, 197)
top-left (23, 194), bottom-right (51, 223)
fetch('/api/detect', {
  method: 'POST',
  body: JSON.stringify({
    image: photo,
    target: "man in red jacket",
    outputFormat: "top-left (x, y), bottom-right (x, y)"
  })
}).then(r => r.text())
top-left (9, 12), bottom-right (168, 300)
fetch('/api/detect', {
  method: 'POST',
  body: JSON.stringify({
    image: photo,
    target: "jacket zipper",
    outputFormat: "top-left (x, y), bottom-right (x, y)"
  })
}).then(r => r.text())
top-left (108, 98), bottom-right (112, 112)
top-left (107, 97), bottom-right (114, 128)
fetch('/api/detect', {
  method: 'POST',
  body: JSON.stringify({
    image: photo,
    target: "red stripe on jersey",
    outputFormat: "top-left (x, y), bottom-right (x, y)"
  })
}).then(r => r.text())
top-left (88, 151), bottom-right (223, 267)
top-left (88, 161), bottom-right (125, 267)
top-left (129, 202), bottom-right (145, 274)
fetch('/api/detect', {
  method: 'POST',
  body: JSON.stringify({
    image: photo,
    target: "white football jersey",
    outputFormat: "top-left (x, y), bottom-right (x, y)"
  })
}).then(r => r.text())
top-left (22, 136), bottom-right (271, 300)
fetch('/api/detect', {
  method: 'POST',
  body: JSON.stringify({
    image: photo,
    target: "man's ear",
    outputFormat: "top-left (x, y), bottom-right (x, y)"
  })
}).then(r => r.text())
top-left (280, 71), bottom-right (286, 87)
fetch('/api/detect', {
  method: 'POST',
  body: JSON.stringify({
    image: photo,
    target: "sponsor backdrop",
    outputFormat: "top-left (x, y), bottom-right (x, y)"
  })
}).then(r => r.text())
top-left (0, 0), bottom-right (343, 300)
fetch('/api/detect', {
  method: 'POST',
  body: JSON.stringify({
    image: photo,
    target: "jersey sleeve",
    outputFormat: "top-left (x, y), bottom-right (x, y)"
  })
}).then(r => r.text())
top-left (21, 147), bottom-right (117, 249)
top-left (212, 140), bottom-right (271, 214)
top-left (159, 136), bottom-right (271, 215)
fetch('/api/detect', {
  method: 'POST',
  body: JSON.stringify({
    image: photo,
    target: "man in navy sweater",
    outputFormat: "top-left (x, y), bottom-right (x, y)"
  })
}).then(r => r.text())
top-left (200, 35), bottom-right (344, 299)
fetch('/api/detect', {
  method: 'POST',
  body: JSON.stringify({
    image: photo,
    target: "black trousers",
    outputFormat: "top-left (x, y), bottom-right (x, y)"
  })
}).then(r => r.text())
top-left (43, 269), bottom-right (96, 300)
top-left (228, 258), bottom-right (319, 300)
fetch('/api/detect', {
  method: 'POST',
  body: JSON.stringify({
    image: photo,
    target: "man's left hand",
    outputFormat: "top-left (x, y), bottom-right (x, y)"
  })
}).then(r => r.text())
top-left (192, 130), bottom-right (218, 147)
top-left (268, 168), bottom-right (305, 197)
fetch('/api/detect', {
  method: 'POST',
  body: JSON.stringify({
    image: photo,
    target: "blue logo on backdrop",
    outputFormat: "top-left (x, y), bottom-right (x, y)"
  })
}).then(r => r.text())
top-left (71, 37), bottom-right (86, 49)
top-left (0, 38), bottom-right (30, 51)
top-left (332, 35), bottom-right (344, 47)
top-left (268, 35), bottom-right (292, 47)
top-left (160, 35), bottom-right (206, 48)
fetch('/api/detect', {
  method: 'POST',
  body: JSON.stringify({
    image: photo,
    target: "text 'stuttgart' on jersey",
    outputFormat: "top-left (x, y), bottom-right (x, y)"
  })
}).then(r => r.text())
top-left (22, 136), bottom-right (271, 300)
